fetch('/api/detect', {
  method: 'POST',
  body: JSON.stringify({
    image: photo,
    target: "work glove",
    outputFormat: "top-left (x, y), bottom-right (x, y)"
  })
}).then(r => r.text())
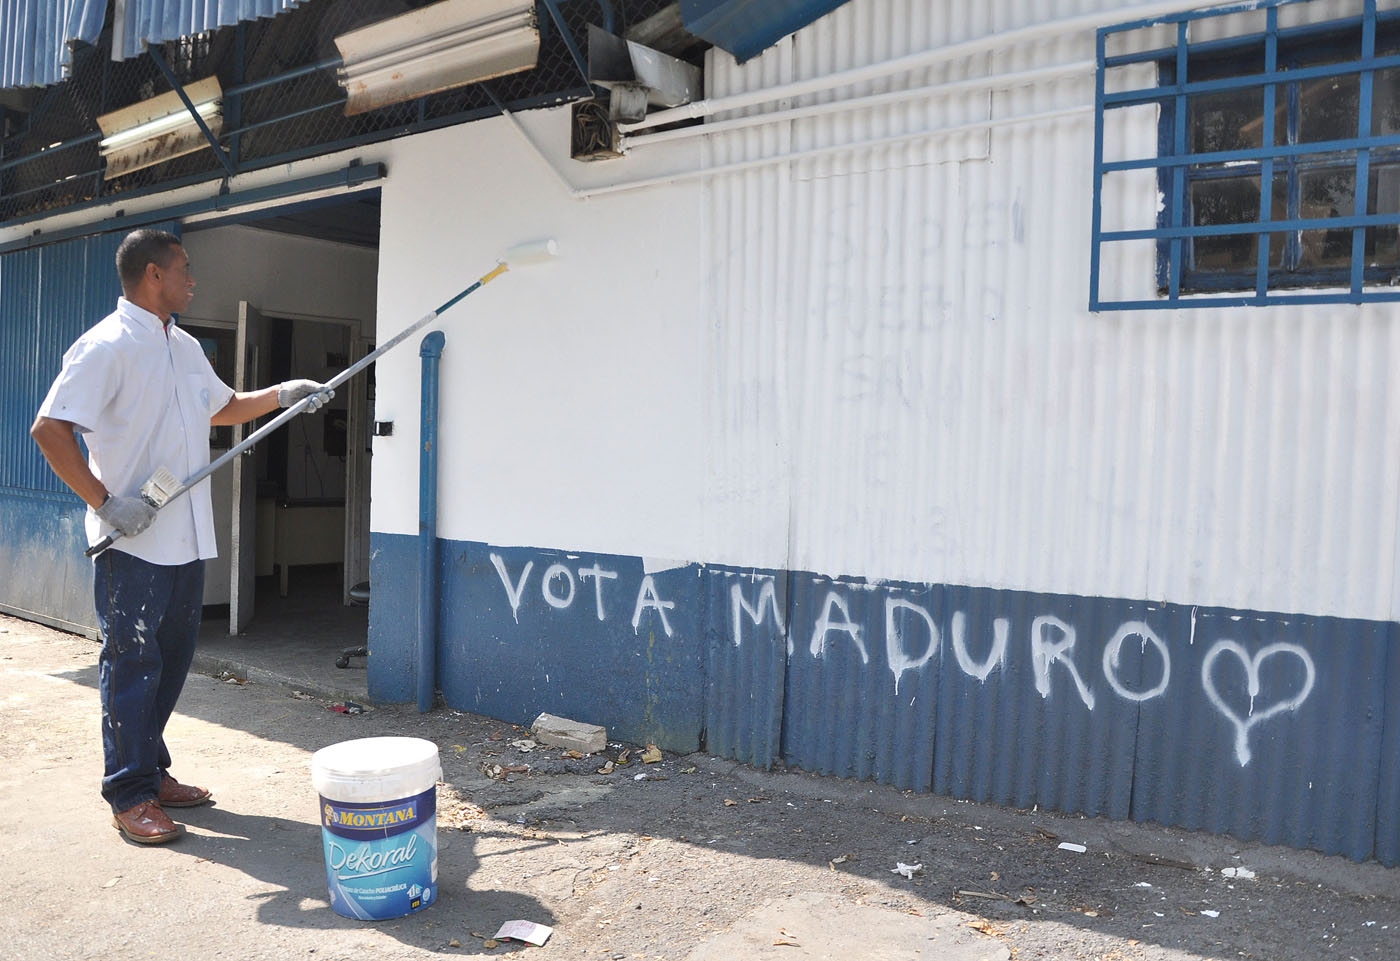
top-left (94, 494), bottom-right (158, 537)
top-left (278, 379), bottom-right (334, 412)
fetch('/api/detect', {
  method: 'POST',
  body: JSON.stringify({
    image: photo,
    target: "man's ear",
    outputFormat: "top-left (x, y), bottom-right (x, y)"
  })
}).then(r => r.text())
top-left (144, 261), bottom-right (161, 284)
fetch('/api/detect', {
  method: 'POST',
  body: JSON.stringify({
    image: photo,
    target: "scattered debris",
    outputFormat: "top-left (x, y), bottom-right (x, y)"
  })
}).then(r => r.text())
top-left (723, 799), bottom-right (738, 806)
top-left (329, 702), bottom-right (364, 715)
top-left (967, 919), bottom-right (1005, 937)
top-left (290, 690), bottom-right (313, 700)
top-left (436, 784), bottom-right (486, 831)
top-left (773, 928), bottom-right (800, 946)
top-left (531, 712), bottom-right (606, 754)
top-left (680, 765), bottom-right (697, 774)
top-left (640, 744), bottom-right (663, 764)
top-left (450, 744), bottom-right (468, 754)
top-left (509, 739), bottom-right (538, 752)
top-left (1035, 827), bottom-right (1059, 841)
top-left (596, 761), bottom-right (615, 775)
top-left (616, 748), bottom-right (632, 765)
top-left (481, 762), bottom-right (531, 780)
top-left (1057, 842), bottom-right (1087, 854)
top-left (494, 920), bottom-right (553, 946)
top-left (956, 888), bottom-right (1038, 907)
top-left (1201, 910), bottom-right (1220, 918)
top-left (483, 939), bottom-right (499, 948)
top-left (1135, 882), bottom-right (1153, 888)
top-left (102, 877), bottom-right (120, 888)
top-left (891, 862), bottom-right (924, 879)
top-left (633, 770), bottom-right (668, 781)
top-left (1133, 853), bottom-right (1197, 871)
top-left (562, 749), bottom-right (585, 759)
top-left (1222, 866), bottom-right (1256, 879)
top-left (448, 939), bottom-right (461, 948)
top-left (747, 796), bottom-right (771, 803)
top-left (215, 671), bottom-right (246, 685)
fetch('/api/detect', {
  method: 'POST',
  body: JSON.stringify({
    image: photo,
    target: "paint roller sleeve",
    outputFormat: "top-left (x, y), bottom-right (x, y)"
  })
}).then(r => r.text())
top-left (502, 239), bottom-right (559, 267)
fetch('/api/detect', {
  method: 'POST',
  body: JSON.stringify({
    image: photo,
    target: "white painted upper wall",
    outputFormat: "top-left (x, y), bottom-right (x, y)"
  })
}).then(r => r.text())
top-left (692, 0), bottom-right (1400, 623)
top-left (368, 112), bottom-right (710, 559)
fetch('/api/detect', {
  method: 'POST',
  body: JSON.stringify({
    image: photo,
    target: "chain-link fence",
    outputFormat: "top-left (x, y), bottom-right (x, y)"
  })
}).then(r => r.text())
top-left (0, 0), bottom-right (677, 224)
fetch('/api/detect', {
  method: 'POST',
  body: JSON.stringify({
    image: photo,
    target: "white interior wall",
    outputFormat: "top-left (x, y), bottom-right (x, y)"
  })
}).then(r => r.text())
top-left (180, 224), bottom-right (378, 334)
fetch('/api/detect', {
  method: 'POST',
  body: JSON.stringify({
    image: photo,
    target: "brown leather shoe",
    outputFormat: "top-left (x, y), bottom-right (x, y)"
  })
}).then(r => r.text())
top-left (158, 775), bottom-right (212, 808)
top-left (112, 800), bottom-right (182, 844)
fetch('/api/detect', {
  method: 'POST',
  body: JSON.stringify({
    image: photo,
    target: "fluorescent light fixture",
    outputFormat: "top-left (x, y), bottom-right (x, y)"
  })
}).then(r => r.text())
top-left (97, 76), bottom-right (223, 180)
top-left (335, 0), bottom-right (540, 116)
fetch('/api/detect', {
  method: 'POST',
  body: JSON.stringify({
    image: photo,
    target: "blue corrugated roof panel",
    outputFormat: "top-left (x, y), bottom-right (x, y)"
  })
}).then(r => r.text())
top-left (678, 0), bottom-right (851, 63)
top-left (0, 0), bottom-right (105, 89)
top-left (113, 0), bottom-right (308, 61)
top-left (0, 0), bottom-right (307, 89)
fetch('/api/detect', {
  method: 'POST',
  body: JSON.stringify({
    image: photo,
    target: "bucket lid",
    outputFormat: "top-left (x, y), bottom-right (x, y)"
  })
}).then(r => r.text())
top-left (311, 736), bottom-right (440, 780)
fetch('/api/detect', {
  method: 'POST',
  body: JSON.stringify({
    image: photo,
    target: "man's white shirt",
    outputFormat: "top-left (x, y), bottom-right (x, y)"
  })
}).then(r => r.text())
top-left (38, 297), bottom-right (234, 565)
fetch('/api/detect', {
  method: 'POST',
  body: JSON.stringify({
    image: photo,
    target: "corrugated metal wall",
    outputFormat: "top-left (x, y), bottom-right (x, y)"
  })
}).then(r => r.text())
top-left (701, 0), bottom-right (1400, 632)
top-left (0, 227), bottom-right (171, 632)
top-left (696, 0), bottom-right (1400, 858)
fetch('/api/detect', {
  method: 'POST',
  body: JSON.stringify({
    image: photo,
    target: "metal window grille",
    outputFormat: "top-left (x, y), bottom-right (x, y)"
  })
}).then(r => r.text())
top-left (1091, 0), bottom-right (1400, 309)
top-left (0, 0), bottom-right (674, 226)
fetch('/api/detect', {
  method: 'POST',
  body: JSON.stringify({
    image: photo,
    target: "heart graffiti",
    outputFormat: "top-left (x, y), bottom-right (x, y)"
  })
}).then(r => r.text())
top-left (1201, 641), bottom-right (1316, 766)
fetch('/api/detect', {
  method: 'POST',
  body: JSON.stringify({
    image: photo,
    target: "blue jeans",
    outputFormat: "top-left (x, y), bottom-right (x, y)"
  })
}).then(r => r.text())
top-left (93, 549), bottom-right (205, 813)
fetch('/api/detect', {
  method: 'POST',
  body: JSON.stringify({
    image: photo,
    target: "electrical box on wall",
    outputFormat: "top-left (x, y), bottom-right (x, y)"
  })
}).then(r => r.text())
top-left (571, 99), bottom-right (622, 161)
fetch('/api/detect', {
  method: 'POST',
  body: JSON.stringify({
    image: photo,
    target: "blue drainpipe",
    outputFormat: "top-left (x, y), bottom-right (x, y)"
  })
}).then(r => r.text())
top-left (417, 331), bottom-right (446, 712)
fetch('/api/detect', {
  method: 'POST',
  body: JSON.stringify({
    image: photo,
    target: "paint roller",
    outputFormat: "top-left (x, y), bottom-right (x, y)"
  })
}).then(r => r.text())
top-left (84, 239), bottom-right (562, 558)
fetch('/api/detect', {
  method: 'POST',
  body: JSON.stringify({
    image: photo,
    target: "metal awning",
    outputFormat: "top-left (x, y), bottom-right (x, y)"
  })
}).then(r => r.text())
top-left (0, 0), bottom-right (307, 90)
top-left (677, 0), bottom-right (851, 64)
top-left (0, 0), bottom-right (106, 89)
top-left (111, 0), bottom-right (308, 62)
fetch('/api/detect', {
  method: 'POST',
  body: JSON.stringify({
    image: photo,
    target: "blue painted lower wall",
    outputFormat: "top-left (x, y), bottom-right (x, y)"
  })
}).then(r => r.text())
top-left (0, 489), bottom-right (96, 635)
top-left (368, 531), bottom-right (1400, 865)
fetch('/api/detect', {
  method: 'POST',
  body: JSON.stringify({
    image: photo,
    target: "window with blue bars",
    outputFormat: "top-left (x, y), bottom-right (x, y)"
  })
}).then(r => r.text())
top-left (1091, 0), bottom-right (1400, 309)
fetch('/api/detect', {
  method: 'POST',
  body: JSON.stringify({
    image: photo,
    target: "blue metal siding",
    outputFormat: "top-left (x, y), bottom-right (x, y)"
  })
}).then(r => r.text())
top-left (0, 490), bottom-right (92, 630)
top-left (678, 0), bottom-right (851, 63)
top-left (931, 589), bottom-right (1151, 821)
top-left (1377, 628), bottom-right (1400, 865)
top-left (366, 530), bottom-right (1400, 864)
top-left (1132, 608), bottom-right (1389, 863)
top-left (704, 569), bottom-right (786, 769)
top-left (0, 0), bottom-right (105, 89)
top-left (372, 538), bottom-right (707, 751)
top-left (0, 246), bottom-right (41, 490)
top-left (0, 225), bottom-right (172, 632)
top-left (782, 576), bottom-right (939, 792)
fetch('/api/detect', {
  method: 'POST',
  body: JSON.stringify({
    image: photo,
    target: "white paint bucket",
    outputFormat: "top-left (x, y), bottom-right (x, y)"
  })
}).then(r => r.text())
top-left (311, 736), bottom-right (441, 920)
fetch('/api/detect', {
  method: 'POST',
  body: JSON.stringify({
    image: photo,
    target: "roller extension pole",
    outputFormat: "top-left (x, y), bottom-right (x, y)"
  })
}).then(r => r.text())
top-left (84, 243), bottom-right (558, 558)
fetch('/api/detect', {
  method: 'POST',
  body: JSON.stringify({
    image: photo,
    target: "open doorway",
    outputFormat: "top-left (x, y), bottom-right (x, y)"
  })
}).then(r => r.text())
top-left (180, 190), bottom-right (379, 684)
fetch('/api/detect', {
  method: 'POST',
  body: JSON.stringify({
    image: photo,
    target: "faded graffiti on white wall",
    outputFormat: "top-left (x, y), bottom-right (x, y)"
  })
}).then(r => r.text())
top-left (488, 555), bottom-right (1316, 767)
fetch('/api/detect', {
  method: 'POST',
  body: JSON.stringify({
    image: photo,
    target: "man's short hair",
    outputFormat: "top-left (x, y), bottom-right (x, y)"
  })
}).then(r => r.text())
top-left (115, 229), bottom-right (181, 288)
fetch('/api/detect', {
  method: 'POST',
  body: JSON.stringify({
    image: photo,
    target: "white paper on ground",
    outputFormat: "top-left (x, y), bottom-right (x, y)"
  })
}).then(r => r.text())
top-left (495, 920), bottom-right (554, 946)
